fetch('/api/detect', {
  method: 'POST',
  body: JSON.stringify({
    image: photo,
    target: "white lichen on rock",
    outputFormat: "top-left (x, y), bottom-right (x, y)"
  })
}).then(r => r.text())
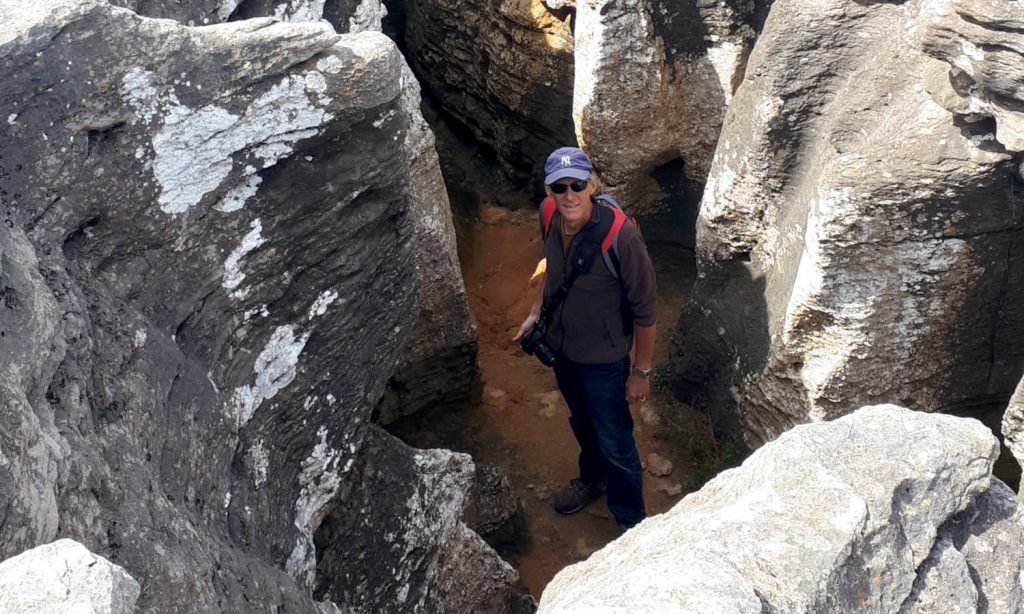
top-left (286, 425), bottom-right (344, 585)
top-left (223, 219), bottom-right (265, 298)
top-left (309, 289), bottom-right (338, 318)
top-left (216, 169), bottom-right (262, 213)
top-left (229, 324), bottom-right (311, 428)
top-left (120, 68), bottom-right (334, 215)
top-left (250, 438), bottom-right (270, 488)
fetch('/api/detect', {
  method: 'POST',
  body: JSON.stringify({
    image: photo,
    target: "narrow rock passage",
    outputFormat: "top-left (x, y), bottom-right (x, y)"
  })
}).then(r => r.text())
top-left (392, 202), bottom-right (711, 598)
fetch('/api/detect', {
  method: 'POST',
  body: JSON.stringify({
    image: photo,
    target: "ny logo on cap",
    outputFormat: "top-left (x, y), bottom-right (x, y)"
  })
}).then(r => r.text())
top-left (560, 154), bottom-right (572, 167)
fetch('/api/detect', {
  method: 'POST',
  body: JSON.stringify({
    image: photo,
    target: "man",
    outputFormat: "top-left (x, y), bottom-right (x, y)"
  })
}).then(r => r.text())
top-left (514, 146), bottom-right (657, 530)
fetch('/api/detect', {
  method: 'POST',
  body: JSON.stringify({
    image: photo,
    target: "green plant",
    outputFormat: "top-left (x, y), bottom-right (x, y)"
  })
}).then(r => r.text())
top-left (678, 412), bottom-right (746, 493)
top-left (650, 362), bottom-right (670, 391)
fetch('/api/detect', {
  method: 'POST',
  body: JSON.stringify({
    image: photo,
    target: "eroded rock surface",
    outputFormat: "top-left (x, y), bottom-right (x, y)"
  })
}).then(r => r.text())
top-left (403, 0), bottom-right (576, 189)
top-left (672, 0), bottom-right (1024, 447)
top-left (108, 0), bottom-right (386, 32)
top-left (0, 1), bottom-right (508, 610)
top-left (539, 406), bottom-right (1017, 612)
top-left (1003, 376), bottom-right (1024, 477)
top-left (0, 539), bottom-right (141, 614)
top-left (574, 0), bottom-right (767, 213)
top-left (376, 64), bottom-right (479, 426)
top-left (313, 427), bottom-right (533, 613)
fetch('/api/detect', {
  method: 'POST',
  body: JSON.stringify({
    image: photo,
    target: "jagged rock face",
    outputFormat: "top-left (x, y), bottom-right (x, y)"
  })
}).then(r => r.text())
top-left (573, 0), bottom-right (767, 213)
top-left (905, 479), bottom-right (1024, 612)
top-left (0, 539), bottom-right (141, 613)
top-left (1002, 375), bottom-right (1024, 480)
top-left (540, 405), bottom-right (1019, 612)
top-left (0, 1), bottom-right (506, 610)
top-left (313, 427), bottom-right (533, 613)
top-left (403, 0), bottom-right (576, 189)
top-left (375, 64), bottom-right (479, 426)
top-left (671, 0), bottom-right (1024, 447)
top-left (108, 0), bottom-right (480, 425)
top-left (107, 0), bottom-right (386, 32)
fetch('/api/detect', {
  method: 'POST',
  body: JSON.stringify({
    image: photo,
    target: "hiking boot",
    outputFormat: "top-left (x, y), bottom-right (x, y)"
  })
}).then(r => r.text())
top-left (553, 478), bottom-right (604, 515)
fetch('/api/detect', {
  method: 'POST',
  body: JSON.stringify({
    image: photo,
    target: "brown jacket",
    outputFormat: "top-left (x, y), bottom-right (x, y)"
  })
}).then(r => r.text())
top-left (542, 202), bottom-right (656, 364)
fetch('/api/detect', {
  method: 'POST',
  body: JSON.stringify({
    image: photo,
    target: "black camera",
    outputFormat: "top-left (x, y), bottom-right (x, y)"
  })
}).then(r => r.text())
top-left (520, 317), bottom-right (557, 368)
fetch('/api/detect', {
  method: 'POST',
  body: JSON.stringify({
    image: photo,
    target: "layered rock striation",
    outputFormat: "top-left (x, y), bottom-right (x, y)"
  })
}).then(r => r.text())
top-left (539, 405), bottom-right (1023, 612)
top-left (403, 0), bottom-right (577, 190)
top-left (672, 0), bottom-right (1024, 447)
top-left (0, 1), bottom-right (511, 611)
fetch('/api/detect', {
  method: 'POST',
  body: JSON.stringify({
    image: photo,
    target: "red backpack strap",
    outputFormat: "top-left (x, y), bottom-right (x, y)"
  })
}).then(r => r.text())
top-left (540, 196), bottom-right (557, 238)
top-left (601, 206), bottom-right (628, 253)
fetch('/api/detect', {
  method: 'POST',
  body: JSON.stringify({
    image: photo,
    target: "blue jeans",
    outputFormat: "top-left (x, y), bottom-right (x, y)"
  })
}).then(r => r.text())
top-left (554, 355), bottom-right (646, 528)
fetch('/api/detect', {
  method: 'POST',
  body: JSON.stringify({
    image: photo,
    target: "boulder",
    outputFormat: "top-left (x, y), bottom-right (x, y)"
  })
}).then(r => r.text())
top-left (0, 1), bottom-right (510, 611)
top-left (1002, 376), bottom-right (1024, 478)
top-left (671, 0), bottom-right (1024, 447)
top-left (403, 0), bottom-right (577, 188)
top-left (375, 63), bottom-right (480, 426)
top-left (539, 405), bottom-right (1012, 612)
top-left (107, 0), bottom-right (386, 32)
top-left (312, 427), bottom-right (533, 613)
top-left (0, 539), bottom-right (141, 614)
top-left (904, 479), bottom-right (1024, 613)
top-left (573, 0), bottom-right (767, 213)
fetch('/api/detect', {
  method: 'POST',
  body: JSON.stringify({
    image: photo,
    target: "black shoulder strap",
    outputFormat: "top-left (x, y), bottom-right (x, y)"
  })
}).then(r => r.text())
top-left (542, 212), bottom-right (608, 319)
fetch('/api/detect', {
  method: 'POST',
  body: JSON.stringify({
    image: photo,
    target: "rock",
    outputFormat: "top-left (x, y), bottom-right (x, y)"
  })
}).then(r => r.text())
top-left (574, 537), bottom-right (600, 559)
top-left (403, 0), bottom-right (576, 187)
top-left (376, 62), bottom-right (480, 426)
top-left (653, 478), bottom-right (684, 497)
top-left (462, 462), bottom-right (523, 549)
top-left (483, 386), bottom-right (508, 406)
top-left (637, 404), bottom-right (662, 429)
top-left (538, 406), bottom-right (1002, 612)
top-left (312, 427), bottom-right (531, 613)
top-left (536, 390), bottom-right (564, 419)
top-left (900, 536), bottom-right (978, 613)
top-left (1002, 376), bottom-right (1024, 484)
top-left (928, 479), bottom-right (1024, 612)
top-left (109, 0), bottom-right (387, 33)
top-left (0, 1), bottom-right (513, 611)
top-left (573, 0), bottom-right (766, 213)
top-left (671, 0), bottom-right (1024, 448)
top-left (645, 452), bottom-right (673, 477)
top-left (0, 539), bottom-right (141, 614)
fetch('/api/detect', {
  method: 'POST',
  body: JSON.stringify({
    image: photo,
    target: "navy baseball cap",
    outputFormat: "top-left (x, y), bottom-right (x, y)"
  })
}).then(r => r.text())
top-left (544, 147), bottom-right (593, 185)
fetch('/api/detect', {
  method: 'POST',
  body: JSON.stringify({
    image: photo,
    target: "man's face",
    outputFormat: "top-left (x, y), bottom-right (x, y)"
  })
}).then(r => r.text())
top-left (547, 177), bottom-right (595, 228)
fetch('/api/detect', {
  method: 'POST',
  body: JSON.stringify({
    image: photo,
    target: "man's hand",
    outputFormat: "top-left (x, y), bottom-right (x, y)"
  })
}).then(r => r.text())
top-left (513, 313), bottom-right (539, 342)
top-left (626, 373), bottom-right (650, 404)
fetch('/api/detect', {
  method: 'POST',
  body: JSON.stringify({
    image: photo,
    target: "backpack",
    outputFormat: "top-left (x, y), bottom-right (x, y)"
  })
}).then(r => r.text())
top-left (539, 194), bottom-right (638, 279)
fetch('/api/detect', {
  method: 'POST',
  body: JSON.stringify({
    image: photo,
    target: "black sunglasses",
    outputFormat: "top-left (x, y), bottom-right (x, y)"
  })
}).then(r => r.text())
top-left (549, 180), bottom-right (589, 194)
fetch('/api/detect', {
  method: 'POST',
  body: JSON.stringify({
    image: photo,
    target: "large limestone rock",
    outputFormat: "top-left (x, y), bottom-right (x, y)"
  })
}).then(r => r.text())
top-left (904, 479), bottom-right (1024, 613)
top-left (313, 427), bottom-right (534, 613)
top-left (375, 64), bottom-right (479, 426)
top-left (107, 0), bottom-right (386, 32)
top-left (0, 539), bottom-right (141, 614)
top-left (539, 405), bottom-right (1019, 612)
top-left (109, 0), bottom-right (481, 424)
top-left (671, 0), bottom-right (1024, 447)
top-left (1002, 376), bottom-right (1024, 477)
top-left (573, 0), bottom-right (767, 212)
top-left (0, 1), bottom-right (511, 610)
top-left (403, 0), bottom-right (577, 189)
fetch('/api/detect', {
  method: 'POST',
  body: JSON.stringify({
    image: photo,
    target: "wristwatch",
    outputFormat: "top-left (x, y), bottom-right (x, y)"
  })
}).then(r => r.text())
top-left (632, 366), bottom-right (652, 379)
